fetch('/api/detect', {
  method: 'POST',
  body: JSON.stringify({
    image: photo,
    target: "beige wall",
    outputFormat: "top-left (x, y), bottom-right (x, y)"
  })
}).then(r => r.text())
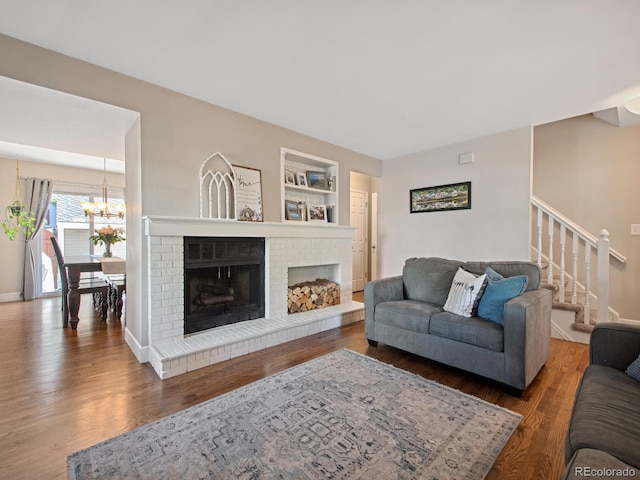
top-left (0, 34), bottom-right (382, 357)
top-left (0, 35), bottom-right (381, 222)
top-left (0, 157), bottom-right (125, 299)
top-left (378, 127), bottom-right (534, 276)
top-left (533, 114), bottom-right (640, 320)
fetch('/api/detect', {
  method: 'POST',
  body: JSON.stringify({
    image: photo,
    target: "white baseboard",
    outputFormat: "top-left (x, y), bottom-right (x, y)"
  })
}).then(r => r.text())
top-left (125, 328), bottom-right (150, 363)
top-left (551, 308), bottom-right (590, 344)
top-left (0, 293), bottom-right (22, 303)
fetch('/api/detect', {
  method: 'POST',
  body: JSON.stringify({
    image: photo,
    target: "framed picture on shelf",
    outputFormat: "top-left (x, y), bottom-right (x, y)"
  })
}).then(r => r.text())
top-left (284, 170), bottom-right (296, 185)
top-left (296, 172), bottom-right (308, 187)
top-left (307, 204), bottom-right (327, 222)
top-left (410, 181), bottom-right (471, 213)
top-left (306, 171), bottom-right (328, 190)
top-left (285, 200), bottom-right (302, 221)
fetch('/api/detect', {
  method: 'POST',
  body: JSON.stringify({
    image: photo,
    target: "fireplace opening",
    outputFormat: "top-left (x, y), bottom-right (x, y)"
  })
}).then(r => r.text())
top-left (184, 237), bottom-right (265, 335)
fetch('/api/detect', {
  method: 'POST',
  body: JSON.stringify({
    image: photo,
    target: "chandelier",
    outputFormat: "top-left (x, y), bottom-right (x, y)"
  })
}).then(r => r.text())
top-left (80, 159), bottom-right (126, 219)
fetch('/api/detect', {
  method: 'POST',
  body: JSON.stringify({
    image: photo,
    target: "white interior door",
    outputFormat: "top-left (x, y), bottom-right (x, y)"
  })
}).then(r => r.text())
top-left (371, 192), bottom-right (378, 280)
top-left (350, 189), bottom-right (368, 292)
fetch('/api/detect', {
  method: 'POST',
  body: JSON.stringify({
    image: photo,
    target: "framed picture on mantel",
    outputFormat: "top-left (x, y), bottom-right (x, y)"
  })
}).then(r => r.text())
top-left (234, 165), bottom-right (263, 222)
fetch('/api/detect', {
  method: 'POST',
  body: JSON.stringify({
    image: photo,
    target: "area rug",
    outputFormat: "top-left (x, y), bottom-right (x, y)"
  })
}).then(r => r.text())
top-left (68, 349), bottom-right (521, 479)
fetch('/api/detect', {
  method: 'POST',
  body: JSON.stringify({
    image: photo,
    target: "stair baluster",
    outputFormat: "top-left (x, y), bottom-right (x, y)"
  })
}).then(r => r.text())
top-left (536, 208), bottom-right (543, 268)
top-left (559, 225), bottom-right (566, 302)
top-left (597, 230), bottom-right (610, 324)
top-left (584, 243), bottom-right (591, 326)
top-left (547, 217), bottom-right (554, 285)
top-left (571, 234), bottom-right (578, 305)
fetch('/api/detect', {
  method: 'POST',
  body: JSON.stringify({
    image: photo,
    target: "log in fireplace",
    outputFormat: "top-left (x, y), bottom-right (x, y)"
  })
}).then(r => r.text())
top-left (184, 237), bottom-right (265, 335)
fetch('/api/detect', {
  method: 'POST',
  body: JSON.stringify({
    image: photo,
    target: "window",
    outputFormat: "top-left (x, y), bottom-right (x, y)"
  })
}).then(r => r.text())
top-left (39, 190), bottom-right (126, 297)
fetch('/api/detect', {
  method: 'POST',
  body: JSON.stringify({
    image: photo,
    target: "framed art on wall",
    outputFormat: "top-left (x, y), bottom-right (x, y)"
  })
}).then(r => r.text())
top-left (410, 181), bottom-right (471, 213)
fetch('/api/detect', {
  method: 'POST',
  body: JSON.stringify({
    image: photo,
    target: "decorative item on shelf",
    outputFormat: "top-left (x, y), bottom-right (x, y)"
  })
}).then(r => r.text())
top-left (296, 172), bottom-right (307, 187)
top-left (80, 158), bottom-right (126, 219)
top-left (2, 160), bottom-right (36, 241)
top-left (234, 165), bottom-right (263, 222)
top-left (90, 225), bottom-right (125, 257)
top-left (298, 202), bottom-right (307, 221)
top-left (308, 204), bottom-right (328, 222)
top-left (306, 171), bottom-right (328, 190)
top-left (326, 205), bottom-right (334, 223)
top-left (285, 200), bottom-right (302, 221)
top-left (284, 170), bottom-right (296, 185)
top-left (410, 181), bottom-right (471, 213)
top-left (328, 176), bottom-right (336, 191)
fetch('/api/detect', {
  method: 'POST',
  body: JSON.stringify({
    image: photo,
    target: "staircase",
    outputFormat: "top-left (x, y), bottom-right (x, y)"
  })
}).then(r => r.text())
top-left (531, 196), bottom-right (627, 342)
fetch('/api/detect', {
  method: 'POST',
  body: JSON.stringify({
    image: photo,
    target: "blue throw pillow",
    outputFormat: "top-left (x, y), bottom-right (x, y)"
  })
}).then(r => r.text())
top-left (626, 353), bottom-right (640, 381)
top-left (477, 274), bottom-right (528, 324)
top-left (485, 266), bottom-right (504, 281)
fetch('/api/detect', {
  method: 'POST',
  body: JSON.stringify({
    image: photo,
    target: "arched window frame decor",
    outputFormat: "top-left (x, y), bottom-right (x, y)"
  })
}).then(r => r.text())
top-left (199, 152), bottom-right (237, 221)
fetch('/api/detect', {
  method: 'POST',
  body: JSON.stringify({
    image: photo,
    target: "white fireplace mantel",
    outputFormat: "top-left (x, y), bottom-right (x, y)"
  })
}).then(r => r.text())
top-left (143, 215), bottom-right (355, 239)
top-left (143, 215), bottom-right (362, 379)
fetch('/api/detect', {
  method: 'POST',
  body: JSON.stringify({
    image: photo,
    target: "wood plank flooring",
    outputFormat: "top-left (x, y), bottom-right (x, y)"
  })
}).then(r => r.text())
top-left (0, 293), bottom-right (588, 479)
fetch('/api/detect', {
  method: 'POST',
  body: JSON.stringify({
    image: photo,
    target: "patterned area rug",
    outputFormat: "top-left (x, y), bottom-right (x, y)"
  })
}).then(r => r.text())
top-left (68, 349), bottom-right (521, 479)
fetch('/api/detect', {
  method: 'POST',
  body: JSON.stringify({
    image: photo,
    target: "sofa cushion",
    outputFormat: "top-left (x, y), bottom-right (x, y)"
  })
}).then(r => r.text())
top-left (375, 300), bottom-right (442, 334)
top-left (477, 274), bottom-right (528, 324)
top-left (429, 312), bottom-right (504, 352)
top-left (566, 365), bottom-right (640, 470)
top-left (403, 257), bottom-right (462, 306)
top-left (443, 268), bottom-right (487, 317)
top-left (462, 261), bottom-right (542, 290)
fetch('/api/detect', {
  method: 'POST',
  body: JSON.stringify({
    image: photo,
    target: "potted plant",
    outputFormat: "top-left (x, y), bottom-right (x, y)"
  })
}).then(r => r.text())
top-left (2, 161), bottom-right (37, 241)
top-left (90, 225), bottom-right (125, 257)
top-left (2, 200), bottom-right (36, 241)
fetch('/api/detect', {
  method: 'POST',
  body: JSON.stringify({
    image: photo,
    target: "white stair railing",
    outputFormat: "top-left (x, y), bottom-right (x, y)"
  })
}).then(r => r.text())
top-left (531, 196), bottom-right (626, 326)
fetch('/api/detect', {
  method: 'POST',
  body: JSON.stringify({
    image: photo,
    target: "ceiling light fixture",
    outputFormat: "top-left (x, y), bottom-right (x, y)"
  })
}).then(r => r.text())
top-left (624, 96), bottom-right (640, 115)
top-left (80, 158), bottom-right (126, 219)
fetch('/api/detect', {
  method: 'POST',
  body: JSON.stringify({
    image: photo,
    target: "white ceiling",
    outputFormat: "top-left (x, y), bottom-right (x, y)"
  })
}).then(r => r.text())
top-left (1, 1), bottom-right (640, 161)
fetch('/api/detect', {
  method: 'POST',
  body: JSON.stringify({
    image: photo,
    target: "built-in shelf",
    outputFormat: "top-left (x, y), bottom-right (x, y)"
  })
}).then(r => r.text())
top-left (281, 147), bottom-right (339, 225)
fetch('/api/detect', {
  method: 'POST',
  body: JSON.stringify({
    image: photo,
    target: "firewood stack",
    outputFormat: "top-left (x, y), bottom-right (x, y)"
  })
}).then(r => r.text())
top-left (288, 278), bottom-right (340, 313)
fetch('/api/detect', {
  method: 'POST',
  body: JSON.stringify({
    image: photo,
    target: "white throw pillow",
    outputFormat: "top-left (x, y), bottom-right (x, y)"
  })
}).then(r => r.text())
top-left (443, 268), bottom-right (487, 317)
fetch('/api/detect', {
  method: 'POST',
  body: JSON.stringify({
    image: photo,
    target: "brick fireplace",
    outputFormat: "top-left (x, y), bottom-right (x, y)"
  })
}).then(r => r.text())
top-left (144, 217), bottom-right (363, 379)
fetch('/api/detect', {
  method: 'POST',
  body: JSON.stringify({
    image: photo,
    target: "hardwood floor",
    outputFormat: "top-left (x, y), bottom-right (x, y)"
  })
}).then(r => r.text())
top-left (0, 293), bottom-right (588, 480)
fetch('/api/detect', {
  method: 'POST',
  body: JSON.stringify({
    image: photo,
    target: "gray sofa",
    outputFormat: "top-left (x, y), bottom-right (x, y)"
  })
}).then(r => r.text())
top-left (563, 323), bottom-right (640, 479)
top-left (364, 257), bottom-right (552, 392)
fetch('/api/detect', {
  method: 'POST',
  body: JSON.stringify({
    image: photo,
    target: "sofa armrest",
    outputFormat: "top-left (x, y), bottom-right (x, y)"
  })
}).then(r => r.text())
top-left (502, 288), bottom-right (552, 390)
top-left (589, 323), bottom-right (640, 370)
top-left (364, 276), bottom-right (403, 340)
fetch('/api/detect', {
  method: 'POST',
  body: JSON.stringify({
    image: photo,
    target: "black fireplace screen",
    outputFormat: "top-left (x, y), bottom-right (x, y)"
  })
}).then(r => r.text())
top-left (184, 237), bottom-right (265, 335)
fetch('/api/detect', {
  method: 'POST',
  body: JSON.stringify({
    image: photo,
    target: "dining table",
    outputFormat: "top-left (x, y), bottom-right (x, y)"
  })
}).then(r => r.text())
top-left (64, 255), bottom-right (126, 328)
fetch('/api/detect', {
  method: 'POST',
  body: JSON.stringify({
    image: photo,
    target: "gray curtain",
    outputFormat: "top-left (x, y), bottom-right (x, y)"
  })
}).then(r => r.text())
top-left (22, 178), bottom-right (54, 301)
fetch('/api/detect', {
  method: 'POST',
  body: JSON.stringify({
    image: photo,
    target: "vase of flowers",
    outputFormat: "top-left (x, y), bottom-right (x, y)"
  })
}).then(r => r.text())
top-left (90, 225), bottom-right (125, 257)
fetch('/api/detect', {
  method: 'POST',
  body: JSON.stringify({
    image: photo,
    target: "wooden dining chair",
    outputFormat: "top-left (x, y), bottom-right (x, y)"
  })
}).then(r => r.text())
top-left (100, 258), bottom-right (126, 322)
top-left (49, 236), bottom-right (109, 327)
